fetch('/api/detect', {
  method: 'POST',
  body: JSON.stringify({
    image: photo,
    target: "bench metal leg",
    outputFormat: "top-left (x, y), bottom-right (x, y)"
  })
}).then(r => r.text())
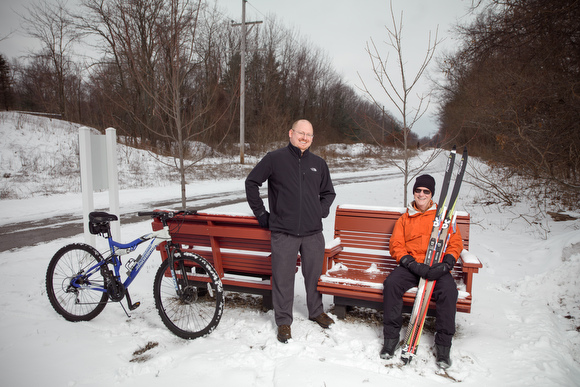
top-left (262, 294), bottom-right (273, 311)
top-left (334, 304), bottom-right (347, 319)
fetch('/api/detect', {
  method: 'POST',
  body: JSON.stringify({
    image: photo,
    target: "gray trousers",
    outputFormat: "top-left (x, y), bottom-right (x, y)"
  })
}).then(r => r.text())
top-left (270, 231), bottom-right (325, 326)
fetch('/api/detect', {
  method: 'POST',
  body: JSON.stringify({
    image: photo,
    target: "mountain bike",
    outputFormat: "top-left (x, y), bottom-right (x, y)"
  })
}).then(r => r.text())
top-left (45, 210), bottom-right (224, 339)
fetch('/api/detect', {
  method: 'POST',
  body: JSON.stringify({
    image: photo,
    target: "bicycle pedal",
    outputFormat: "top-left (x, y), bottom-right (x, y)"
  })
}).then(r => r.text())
top-left (129, 302), bottom-right (140, 311)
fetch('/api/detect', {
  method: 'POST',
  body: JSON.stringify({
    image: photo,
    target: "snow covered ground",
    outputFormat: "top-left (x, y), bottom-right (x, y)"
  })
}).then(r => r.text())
top-left (1, 112), bottom-right (579, 386)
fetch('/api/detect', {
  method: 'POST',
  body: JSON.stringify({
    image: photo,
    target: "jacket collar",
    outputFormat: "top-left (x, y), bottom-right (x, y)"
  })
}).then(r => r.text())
top-left (287, 142), bottom-right (310, 158)
top-left (407, 200), bottom-right (436, 216)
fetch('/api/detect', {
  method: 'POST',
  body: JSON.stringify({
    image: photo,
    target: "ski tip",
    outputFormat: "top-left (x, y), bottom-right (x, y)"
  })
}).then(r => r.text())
top-left (451, 144), bottom-right (457, 151)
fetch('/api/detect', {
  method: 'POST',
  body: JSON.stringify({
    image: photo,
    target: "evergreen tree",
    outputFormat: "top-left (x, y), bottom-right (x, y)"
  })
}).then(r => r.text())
top-left (0, 54), bottom-right (13, 110)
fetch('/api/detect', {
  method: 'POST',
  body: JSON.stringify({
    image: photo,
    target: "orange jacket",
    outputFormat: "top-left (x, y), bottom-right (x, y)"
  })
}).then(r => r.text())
top-left (389, 201), bottom-right (463, 264)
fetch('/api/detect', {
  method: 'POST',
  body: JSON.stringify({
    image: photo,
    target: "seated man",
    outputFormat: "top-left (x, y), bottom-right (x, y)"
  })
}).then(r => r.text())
top-left (381, 174), bottom-right (462, 369)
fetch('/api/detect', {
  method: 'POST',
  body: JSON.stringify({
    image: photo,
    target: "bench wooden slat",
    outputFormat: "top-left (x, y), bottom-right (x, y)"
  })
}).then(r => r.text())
top-left (336, 232), bottom-right (392, 250)
top-left (320, 279), bottom-right (473, 314)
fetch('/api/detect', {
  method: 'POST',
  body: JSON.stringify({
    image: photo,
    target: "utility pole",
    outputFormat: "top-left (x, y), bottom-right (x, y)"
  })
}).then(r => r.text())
top-left (382, 106), bottom-right (385, 144)
top-left (232, 0), bottom-right (262, 164)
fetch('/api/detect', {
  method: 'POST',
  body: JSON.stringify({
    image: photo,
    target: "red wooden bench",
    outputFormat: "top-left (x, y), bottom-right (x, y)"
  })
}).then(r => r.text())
top-left (151, 211), bottom-right (297, 309)
top-left (317, 204), bottom-right (482, 319)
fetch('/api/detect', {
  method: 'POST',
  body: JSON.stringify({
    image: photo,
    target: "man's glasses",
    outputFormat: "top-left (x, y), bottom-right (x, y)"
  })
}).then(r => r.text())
top-left (414, 188), bottom-right (432, 195)
top-left (292, 129), bottom-right (314, 138)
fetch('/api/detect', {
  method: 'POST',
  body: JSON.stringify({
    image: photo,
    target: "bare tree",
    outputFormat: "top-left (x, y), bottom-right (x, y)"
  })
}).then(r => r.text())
top-left (20, 0), bottom-right (83, 118)
top-left (77, 0), bottom-right (164, 141)
top-left (358, 1), bottom-right (443, 206)
top-left (78, 0), bottom-right (236, 208)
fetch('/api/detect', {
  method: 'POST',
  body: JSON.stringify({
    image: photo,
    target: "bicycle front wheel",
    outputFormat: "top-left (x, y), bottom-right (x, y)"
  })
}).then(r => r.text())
top-left (46, 243), bottom-right (108, 321)
top-left (153, 251), bottom-right (224, 339)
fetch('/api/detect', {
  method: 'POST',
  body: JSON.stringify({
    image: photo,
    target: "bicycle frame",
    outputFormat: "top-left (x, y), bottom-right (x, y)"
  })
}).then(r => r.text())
top-left (70, 226), bottom-right (172, 292)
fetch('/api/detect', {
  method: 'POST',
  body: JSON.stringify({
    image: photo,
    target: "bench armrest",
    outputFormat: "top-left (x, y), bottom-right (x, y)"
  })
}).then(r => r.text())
top-left (458, 249), bottom-right (482, 295)
top-left (323, 237), bottom-right (343, 274)
top-left (325, 237), bottom-right (343, 258)
top-left (459, 249), bottom-right (483, 270)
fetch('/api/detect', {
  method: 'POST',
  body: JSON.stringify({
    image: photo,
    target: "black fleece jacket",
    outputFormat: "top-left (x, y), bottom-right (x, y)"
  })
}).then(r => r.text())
top-left (245, 143), bottom-right (336, 236)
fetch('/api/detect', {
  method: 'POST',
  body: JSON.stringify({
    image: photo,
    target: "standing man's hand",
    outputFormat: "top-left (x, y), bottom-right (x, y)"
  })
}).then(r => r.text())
top-left (257, 211), bottom-right (270, 228)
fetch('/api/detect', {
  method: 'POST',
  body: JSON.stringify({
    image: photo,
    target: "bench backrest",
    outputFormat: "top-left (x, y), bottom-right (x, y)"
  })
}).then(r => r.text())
top-left (152, 212), bottom-right (272, 277)
top-left (331, 205), bottom-right (470, 274)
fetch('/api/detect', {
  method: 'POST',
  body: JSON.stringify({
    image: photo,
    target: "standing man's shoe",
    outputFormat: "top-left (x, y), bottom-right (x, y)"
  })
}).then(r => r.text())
top-left (277, 325), bottom-right (291, 343)
top-left (309, 312), bottom-right (335, 328)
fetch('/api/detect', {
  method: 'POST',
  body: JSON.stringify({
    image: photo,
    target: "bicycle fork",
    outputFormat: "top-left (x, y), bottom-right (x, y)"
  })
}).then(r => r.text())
top-left (167, 246), bottom-right (180, 294)
top-left (166, 245), bottom-right (190, 300)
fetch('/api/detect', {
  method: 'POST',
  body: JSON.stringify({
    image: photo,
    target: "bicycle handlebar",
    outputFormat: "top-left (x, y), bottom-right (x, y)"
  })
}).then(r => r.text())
top-left (137, 210), bottom-right (197, 219)
top-left (137, 211), bottom-right (159, 217)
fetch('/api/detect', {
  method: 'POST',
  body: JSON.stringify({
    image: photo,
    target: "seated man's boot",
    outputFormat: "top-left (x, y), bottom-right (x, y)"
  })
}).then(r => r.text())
top-left (435, 344), bottom-right (452, 369)
top-left (379, 338), bottom-right (399, 359)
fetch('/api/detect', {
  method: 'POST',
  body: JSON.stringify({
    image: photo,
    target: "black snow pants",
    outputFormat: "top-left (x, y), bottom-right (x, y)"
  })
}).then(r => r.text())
top-left (382, 265), bottom-right (458, 347)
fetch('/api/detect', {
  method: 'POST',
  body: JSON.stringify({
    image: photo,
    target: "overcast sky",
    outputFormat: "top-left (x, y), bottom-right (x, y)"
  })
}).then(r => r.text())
top-left (0, 0), bottom-right (477, 138)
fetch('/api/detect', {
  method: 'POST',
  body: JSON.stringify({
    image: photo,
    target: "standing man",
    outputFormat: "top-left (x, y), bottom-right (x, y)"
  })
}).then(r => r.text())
top-left (245, 119), bottom-right (336, 343)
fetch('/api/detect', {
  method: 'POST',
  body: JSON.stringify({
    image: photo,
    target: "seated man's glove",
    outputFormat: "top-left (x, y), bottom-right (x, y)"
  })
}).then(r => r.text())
top-left (426, 254), bottom-right (456, 281)
top-left (257, 211), bottom-right (270, 229)
top-left (400, 255), bottom-right (430, 279)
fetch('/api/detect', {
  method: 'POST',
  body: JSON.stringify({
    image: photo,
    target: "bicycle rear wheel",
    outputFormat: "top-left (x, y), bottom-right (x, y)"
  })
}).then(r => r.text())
top-left (46, 243), bottom-right (108, 321)
top-left (153, 251), bottom-right (224, 339)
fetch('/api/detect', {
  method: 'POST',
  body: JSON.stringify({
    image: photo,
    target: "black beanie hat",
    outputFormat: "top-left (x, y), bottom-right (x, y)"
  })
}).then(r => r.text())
top-left (413, 174), bottom-right (435, 196)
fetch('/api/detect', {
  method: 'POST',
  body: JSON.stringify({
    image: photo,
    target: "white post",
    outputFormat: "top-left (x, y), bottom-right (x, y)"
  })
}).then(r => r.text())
top-left (106, 128), bottom-right (120, 240)
top-left (79, 127), bottom-right (96, 246)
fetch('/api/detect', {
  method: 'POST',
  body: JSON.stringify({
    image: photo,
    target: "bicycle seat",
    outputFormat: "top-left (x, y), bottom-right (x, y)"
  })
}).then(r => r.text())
top-left (89, 212), bottom-right (119, 223)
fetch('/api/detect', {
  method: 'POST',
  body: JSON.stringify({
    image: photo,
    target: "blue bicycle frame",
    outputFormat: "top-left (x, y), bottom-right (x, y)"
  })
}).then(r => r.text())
top-left (70, 226), bottom-right (171, 293)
